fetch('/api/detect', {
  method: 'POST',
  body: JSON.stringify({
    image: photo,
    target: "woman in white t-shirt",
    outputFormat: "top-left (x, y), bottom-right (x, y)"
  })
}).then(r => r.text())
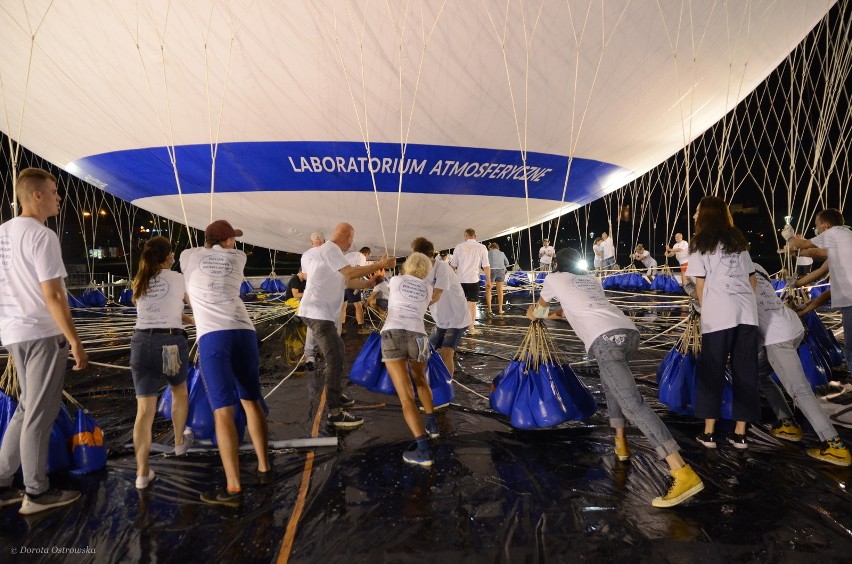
top-left (685, 197), bottom-right (760, 450)
top-left (380, 253), bottom-right (438, 467)
top-left (130, 236), bottom-right (194, 489)
top-left (592, 237), bottom-right (603, 272)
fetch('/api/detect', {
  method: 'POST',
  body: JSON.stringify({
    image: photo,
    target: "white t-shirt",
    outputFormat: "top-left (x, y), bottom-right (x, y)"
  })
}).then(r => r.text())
top-left (299, 241), bottom-right (350, 321)
top-left (673, 240), bottom-right (689, 264)
top-left (753, 265), bottom-right (803, 346)
top-left (300, 245), bottom-right (322, 275)
top-left (180, 246), bottom-right (254, 338)
top-left (592, 244), bottom-right (603, 267)
top-left (539, 246), bottom-right (555, 265)
top-left (345, 251), bottom-right (368, 267)
top-left (372, 280), bottom-right (389, 300)
top-left (450, 239), bottom-right (490, 283)
top-left (381, 275), bottom-right (433, 334)
top-left (0, 217), bottom-right (66, 345)
top-left (428, 260), bottom-right (471, 329)
top-left (812, 225), bottom-right (852, 307)
top-left (685, 245), bottom-right (758, 333)
top-left (135, 269), bottom-right (186, 330)
top-left (601, 238), bottom-right (615, 260)
top-left (540, 272), bottom-right (636, 351)
top-left (796, 255), bottom-right (813, 267)
top-left (635, 250), bottom-right (657, 269)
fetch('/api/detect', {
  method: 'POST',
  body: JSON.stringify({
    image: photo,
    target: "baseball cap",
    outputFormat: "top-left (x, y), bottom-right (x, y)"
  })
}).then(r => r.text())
top-left (205, 219), bottom-right (243, 241)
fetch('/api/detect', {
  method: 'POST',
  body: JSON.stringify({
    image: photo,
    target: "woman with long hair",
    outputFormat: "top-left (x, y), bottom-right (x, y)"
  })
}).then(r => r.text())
top-left (380, 252), bottom-right (440, 466)
top-left (686, 196), bottom-right (760, 449)
top-left (130, 236), bottom-right (194, 488)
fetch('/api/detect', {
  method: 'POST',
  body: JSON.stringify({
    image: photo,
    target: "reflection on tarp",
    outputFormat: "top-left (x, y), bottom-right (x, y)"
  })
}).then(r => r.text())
top-left (1, 300), bottom-right (850, 562)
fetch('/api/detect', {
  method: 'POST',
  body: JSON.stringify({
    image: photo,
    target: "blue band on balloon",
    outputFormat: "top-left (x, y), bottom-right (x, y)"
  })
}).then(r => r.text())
top-left (70, 141), bottom-right (629, 204)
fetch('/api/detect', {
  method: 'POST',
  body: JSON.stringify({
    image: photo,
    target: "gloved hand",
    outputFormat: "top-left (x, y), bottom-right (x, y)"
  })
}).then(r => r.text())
top-left (781, 223), bottom-right (796, 241)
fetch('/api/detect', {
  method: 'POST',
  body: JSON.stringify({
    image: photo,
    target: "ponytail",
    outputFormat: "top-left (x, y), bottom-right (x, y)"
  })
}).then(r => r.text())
top-left (132, 236), bottom-right (172, 300)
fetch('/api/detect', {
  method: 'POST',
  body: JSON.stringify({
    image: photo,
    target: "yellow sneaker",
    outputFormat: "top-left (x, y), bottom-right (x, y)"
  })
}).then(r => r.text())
top-left (614, 437), bottom-right (631, 461)
top-left (771, 418), bottom-right (804, 442)
top-left (807, 438), bottom-right (852, 467)
top-left (651, 465), bottom-right (704, 508)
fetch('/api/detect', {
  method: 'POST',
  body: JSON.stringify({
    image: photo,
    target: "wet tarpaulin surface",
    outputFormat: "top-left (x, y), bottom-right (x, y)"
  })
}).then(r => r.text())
top-left (1, 300), bottom-right (851, 563)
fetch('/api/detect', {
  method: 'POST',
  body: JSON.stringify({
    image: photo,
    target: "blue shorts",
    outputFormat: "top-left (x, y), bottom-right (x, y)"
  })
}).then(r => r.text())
top-left (344, 288), bottom-right (362, 303)
top-left (429, 326), bottom-right (467, 350)
top-left (490, 269), bottom-right (506, 283)
top-left (198, 329), bottom-right (261, 409)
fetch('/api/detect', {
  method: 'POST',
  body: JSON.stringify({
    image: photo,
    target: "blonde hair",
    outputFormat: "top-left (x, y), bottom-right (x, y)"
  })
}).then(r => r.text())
top-left (402, 252), bottom-right (431, 279)
top-left (16, 167), bottom-right (56, 205)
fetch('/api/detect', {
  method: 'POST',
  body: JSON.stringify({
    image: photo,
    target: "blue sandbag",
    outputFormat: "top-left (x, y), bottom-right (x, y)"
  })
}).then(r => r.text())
top-left (185, 364), bottom-right (216, 441)
top-left (663, 276), bottom-right (684, 294)
top-left (657, 349), bottom-right (687, 412)
top-left (372, 365), bottom-right (397, 395)
top-left (260, 277), bottom-right (275, 292)
top-left (601, 275), bottom-right (617, 290)
top-left (118, 288), bottom-right (134, 306)
top-left (67, 292), bottom-right (86, 308)
top-left (81, 289), bottom-right (107, 307)
top-left (507, 272), bottom-right (529, 287)
top-left (509, 371), bottom-right (538, 430)
top-left (798, 340), bottom-right (829, 389)
top-left (802, 311), bottom-right (844, 366)
top-left (655, 347), bottom-right (680, 385)
top-left (240, 280), bottom-right (254, 294)
top-left (157, 383), bottom-right (174, 420)
top-left (479, 273), bottom-right (486, 287)
top-left (809, 282), bottom-right (830, 302)
top-left (47, 405), bottom-right (74, 473)
top-left (527, 365), bottom-right (571, 428)
top-left (490, 360), bottom-right (524, 415)
top-left (70, 409), bottom-right (107, 475)
top-left (425, 350), bottom-right (454, 407)
top-left (0, 391), bottom-right (17, 445)
top-left (554, 364), bottom-right (598, 421)
top-left (805, 333), bottom-right (834, 376)
top-left (771, 279), bottom-right (786, 293)
top-left (349, 333), bottom-right (385, 390)
top-left (534, 272), bottom-right (547, 285)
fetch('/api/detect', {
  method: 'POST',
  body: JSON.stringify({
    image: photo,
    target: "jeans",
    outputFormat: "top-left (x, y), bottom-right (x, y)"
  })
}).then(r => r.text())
top-left (301, 317), bottom-right (344, 409)
top-left (589, 329), bottom-right (679, 460)
top-left (763, 334), bottom-right (838, 441)
top-left (695, 324), bottom-right (760, 422)
top-left (842, 305), bottom-right (852, 369)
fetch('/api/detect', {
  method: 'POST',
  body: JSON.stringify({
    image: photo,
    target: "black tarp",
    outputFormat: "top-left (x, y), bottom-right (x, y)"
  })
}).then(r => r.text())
top-left (1, 302), bottom-right (851, 562)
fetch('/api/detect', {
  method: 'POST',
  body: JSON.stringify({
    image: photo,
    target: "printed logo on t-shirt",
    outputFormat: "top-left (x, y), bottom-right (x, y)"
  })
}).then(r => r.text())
top-left (572, 276), bottom-right (607, 307)
top-left (0, 236), bottom-right (12, 271)
top-left (145, 276), bottom-right (170, 301)
top-left (199, 254), bottom-right (234, 277)
top-left (399, 278), bottom-right (429, 303)
top-left (720, 252), bottom-right (743, 276)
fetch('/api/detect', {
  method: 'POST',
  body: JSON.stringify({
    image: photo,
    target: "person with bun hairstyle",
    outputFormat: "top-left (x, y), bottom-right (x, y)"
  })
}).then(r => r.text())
top-left (130, 236), bottom-right (194, 489)
top-left (381, 253), bottom-right (439, 466)
top-left (528, 248), bottom-right (704, 508)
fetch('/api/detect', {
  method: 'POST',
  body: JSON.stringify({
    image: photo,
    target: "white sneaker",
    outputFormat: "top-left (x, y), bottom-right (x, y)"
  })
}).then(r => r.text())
top-left (18, 489), bottom-right (81, 515)
top-left (174, 428), bottom-right (195, 456)
top-left (135, 469), bottom-right (156, 489)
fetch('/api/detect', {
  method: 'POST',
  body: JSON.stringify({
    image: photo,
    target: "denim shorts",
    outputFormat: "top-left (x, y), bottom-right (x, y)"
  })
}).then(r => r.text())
top-left (130, 331), bottom-right (189, 397)
top-left (381, 329), bottom-right (430, 362)
top-left (198, 329), bottom-right (261, 409)
top-left (429, 326), bottom-right (467, 350)
top-left (490, 269), bottom-right (506, 283)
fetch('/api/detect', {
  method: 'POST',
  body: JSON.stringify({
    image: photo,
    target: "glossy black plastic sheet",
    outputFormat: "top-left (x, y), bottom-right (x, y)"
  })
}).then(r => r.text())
top-left (1, 302), bottom-right (850, 562)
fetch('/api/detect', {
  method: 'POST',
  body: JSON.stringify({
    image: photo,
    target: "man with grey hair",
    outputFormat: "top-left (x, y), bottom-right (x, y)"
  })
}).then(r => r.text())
top-left (0, 167), bottom-right (88, 515)
top-left (301, 231), bottom-right (325, 370)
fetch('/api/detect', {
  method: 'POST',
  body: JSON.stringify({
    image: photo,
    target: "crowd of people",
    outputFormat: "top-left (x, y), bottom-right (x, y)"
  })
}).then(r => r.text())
top-left (0, 168), bottom-right (849, 515)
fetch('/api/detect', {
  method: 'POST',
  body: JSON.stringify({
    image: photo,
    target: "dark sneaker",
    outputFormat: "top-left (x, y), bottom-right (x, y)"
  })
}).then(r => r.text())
top-left (425, 418), bottom-right (440, 439)
top-left (257, 469), bottom-right (275, 486)
top-left (327, 410), bottom-right (364, 429)
top-left (305, 361), bottom-right (315, 372)
top-left (18, 489), bottom-right (81, 515)
top-left (339, 394), bottom-right (356, 408)
top-left (727, 432), bottom-right (748, 450)
top-left (200, 488), bottom-right (242, 508)
top-left (696, 432), bottom-right (717, 449)
top-left (402, 447), bottom-right (433, 467)
top-left (0, 487), bottom-right (24, 507)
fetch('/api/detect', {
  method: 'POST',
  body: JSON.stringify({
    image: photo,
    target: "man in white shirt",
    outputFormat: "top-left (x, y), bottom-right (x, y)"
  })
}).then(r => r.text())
top-left (664, 233), bottom-right (690, 281)
top-left (300, 223), bottom-right (395, 429)
top-left (0, 168), bottom-right (88, 515)
top-left (600, 232), bottom-right (616, 270)
top-left (538, 239), bottom-right (555, 272)
top-left (789, 208), bottom-right (852, 369)
top-left (449, 228), bottom-right (491, 335)
top-left (301, 231), bottom-right (325, 370)
top-left (341, 246), bottom-right (371, 334)
top-left (181, 219), bottom-right (269, 507)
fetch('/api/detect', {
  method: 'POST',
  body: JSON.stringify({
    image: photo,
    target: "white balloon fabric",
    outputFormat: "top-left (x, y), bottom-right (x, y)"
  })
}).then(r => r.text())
top-left (0, 1), bottom-right (834, 253)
